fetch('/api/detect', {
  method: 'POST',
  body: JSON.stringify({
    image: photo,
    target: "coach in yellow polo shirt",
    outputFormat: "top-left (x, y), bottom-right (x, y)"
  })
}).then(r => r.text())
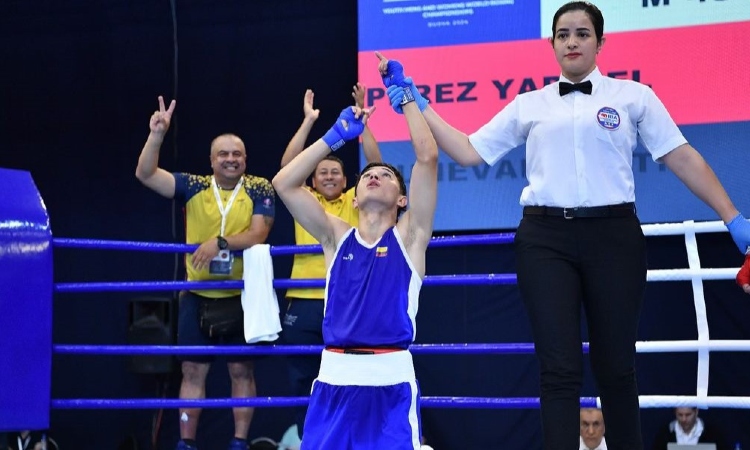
top-left (135, 96), bottom-right (274, 450)
top-left (279, 85), bottom-right (381, 438)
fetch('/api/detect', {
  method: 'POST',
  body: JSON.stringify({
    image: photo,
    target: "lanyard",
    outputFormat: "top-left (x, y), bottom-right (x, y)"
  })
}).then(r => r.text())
top-left (211, 176), bottom-right (243, 236)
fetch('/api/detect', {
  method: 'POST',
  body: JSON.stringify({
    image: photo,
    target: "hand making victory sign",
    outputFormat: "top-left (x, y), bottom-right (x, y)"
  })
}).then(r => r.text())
top-left (149, 95), bottom-right (177, 136)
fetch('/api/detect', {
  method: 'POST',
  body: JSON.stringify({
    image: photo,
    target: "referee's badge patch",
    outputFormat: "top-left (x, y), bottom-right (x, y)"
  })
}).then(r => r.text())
top-left (596, 107), bottom-right (620, 130)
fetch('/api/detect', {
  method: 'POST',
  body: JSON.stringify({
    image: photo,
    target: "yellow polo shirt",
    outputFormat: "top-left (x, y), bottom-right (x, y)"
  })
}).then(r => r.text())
top-left (174, 173), bottom-right (275, 298)
top-left (286, 186), bottom-right (357, 299)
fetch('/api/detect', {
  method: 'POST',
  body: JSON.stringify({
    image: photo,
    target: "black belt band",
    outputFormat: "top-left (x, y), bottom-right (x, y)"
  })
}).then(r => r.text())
top-left (523, 203), bottom-right (636, 219)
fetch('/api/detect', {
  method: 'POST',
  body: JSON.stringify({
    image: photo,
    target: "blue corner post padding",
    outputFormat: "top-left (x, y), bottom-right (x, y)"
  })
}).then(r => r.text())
top-left (0, 168), bottom-right (53, 431)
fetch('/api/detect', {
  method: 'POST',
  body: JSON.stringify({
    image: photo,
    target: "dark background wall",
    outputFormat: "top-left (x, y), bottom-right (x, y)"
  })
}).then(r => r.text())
top-left (2, 1), bottom-right (749, 449)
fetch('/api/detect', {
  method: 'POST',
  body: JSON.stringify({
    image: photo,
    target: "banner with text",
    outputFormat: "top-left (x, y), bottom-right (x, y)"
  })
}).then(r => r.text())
top-left (358, 0), bottom-right (750, 231)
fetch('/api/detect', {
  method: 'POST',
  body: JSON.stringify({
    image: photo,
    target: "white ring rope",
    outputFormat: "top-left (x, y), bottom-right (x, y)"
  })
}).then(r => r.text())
top-left (683, 221), bottom-right (711, 408)
top-left (641, 220), bottom-right (728, 236)
top-left (592, 396), bottom-right (750, 409)
top-left (646, 268), bottom-right (737, 281)
top-left (634, 340), bottom-right (750, 352)
top-left (636, 396), bottom-right (750, 409)
top-left (629, 220), bottom-right (745, 409)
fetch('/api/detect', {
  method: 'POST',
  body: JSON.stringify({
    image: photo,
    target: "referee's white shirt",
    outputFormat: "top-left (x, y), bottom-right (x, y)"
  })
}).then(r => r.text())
top-left (469, 67), bottom-right (687, 208)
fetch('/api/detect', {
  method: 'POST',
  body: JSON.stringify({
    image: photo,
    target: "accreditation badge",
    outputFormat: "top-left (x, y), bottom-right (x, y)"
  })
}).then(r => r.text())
top-left (209, 250), bottom-right (234, 275)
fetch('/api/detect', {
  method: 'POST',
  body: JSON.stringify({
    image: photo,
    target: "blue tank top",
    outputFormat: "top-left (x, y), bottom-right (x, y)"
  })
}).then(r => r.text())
top-left (323, 227), bottom-right (421, 349)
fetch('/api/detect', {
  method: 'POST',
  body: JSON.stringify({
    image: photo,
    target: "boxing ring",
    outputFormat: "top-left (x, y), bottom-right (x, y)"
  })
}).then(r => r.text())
top-left (2, 168), bottom-right (750, 435)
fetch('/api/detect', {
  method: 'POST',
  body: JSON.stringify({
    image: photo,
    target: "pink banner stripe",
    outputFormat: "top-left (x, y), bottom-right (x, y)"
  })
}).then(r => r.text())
top-left (360, 21), bottom-right (750, 142)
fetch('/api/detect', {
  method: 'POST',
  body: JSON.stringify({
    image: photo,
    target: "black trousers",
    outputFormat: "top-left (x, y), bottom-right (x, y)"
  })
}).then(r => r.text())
top-left (515, 214), bottom-right (647, 450)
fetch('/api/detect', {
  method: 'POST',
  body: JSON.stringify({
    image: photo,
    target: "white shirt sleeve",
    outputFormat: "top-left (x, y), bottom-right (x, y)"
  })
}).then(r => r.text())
top-left (469, 97), bottom-right (526, 166)
top-left (635, 84), bottom-right (688, 161)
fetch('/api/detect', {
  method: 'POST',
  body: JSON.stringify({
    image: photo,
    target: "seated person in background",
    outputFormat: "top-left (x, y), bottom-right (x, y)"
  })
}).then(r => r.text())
top-left (651, 407), bottom-right (729, 450)
top-left (580, 408), bottom-right (607, 450)
top-left (7, 430), bottom-right (59, 450)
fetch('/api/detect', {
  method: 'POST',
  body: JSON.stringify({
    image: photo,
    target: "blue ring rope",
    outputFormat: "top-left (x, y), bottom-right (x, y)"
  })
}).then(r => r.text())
top-left (50, 396), bottom-right (599, 410)
top-left (54, 274), bottom-right (517, 293)
top-left (54, 343), bottom-right (591, 355)
top-left (52, 233), bottom-right (515, 255)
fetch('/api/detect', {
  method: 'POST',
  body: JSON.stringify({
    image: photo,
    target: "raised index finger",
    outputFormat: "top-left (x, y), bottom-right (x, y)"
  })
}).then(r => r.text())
top-left (158, 95), bottom-right (166, 112)
top-left (375, 51), bottom-right (387, 62)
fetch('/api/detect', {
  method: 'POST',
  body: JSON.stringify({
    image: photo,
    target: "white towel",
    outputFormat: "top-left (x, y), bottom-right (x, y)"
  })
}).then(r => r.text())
top-left (241, 244), bottom-right (281, 343)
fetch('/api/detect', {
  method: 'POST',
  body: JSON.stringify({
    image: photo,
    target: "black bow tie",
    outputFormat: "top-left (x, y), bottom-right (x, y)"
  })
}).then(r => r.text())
top-left (559, 80), bottom-right (592, 96)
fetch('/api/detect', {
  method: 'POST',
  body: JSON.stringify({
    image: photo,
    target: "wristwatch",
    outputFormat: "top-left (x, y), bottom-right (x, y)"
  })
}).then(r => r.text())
top-left (217, 236), bottom-right (229, 250)
top-left (400, 86), bottom-right (416, 105)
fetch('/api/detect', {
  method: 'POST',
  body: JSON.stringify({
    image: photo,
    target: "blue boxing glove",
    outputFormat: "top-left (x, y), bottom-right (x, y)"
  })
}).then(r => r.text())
top-left (387, 77), bottom-right (429, 114)
top-left (321, 107), bottom-right (366, 151)
top-left (726, 213), bottom-right (750, 254)
top-left (380, 59), bottom-right (407, 88)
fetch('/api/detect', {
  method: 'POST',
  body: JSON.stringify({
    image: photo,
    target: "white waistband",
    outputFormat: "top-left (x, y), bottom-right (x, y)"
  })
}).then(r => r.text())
top-left (317, 350), bottom-right (415, 386)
